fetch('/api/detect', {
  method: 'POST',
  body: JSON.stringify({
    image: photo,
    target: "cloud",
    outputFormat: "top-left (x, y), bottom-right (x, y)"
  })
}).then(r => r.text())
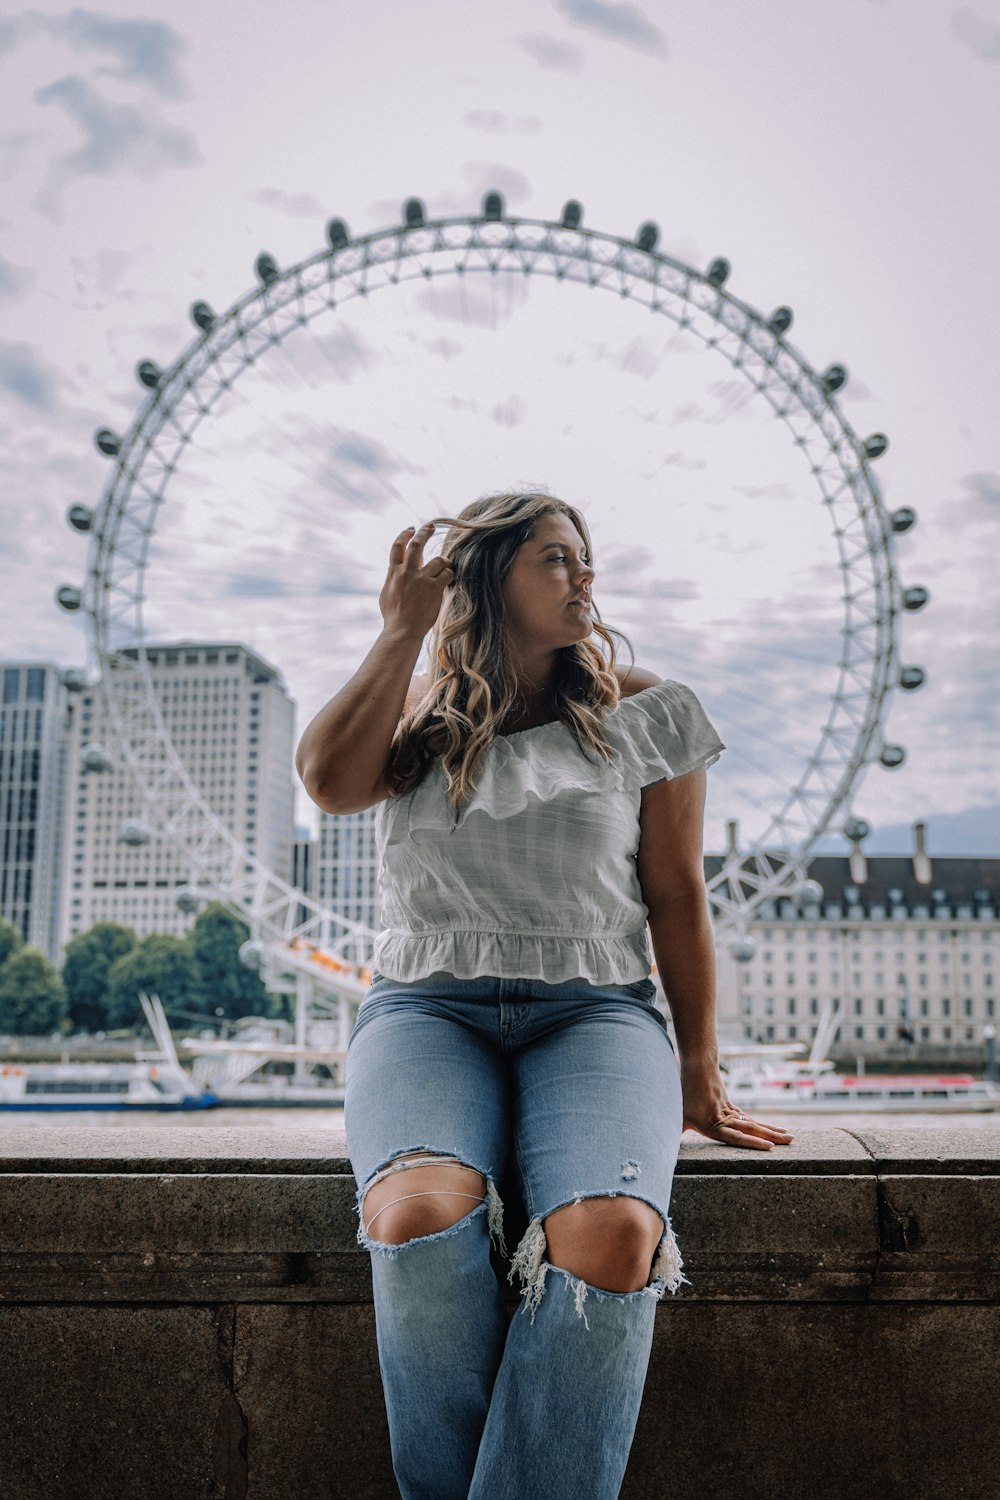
top-left (463, 110), bottom-right (542, 134)
top-left (0, 252), bottom-right (34, 298)
top-left (251, 187), bottom-right (328, 219)
top-left (962, 471), bottom-right (1000, 506)
top-left (31, 73), bottom-right (201, 219)
top-left (951, 7), bottom-right (1000, 61)
top-left (509, 33), bottom-right (585, 72)
top-left (0, 339), bottom-right (60, 410)
top-left (490, 394), bottom-right (527, 427)
top-left (0, 9), bottom-right (189, 96)
top-left (553, 0), bottom-right (669, 57)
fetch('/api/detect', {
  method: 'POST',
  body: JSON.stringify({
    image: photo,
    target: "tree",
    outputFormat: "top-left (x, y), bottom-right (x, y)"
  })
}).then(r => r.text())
top-left (62, 922), bottom-right (138, 1033)
top-left (0, 916), bottom-right (24, 973)
top-left (0, 947), bottom-right (68, 1036)
top-left (105, 934), bottom-right (200, 1031)
top-left (187, 902), bottom-right (278, 1020)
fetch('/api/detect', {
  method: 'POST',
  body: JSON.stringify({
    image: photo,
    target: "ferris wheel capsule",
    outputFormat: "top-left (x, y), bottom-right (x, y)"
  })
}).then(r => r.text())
top-left (482, 191), bottom-right (504, 220)
top-left (899, 665), bottom-right (925, 689)
top-left (902, 585), bottom-right (929, 610)
top-left (176, 886), bottom-right (201, 914)
top-left (403, 198), bottom-right (425, 227)
top-left (67, 504), bottom-right (94, 532)
top-left (797, 879), bottom-right (824, 905)
top-left (190, 301), bottom-right (216, 332)
top-left (81, 742), bottom-right (113, 772)
top-left (326, 219), bottom-right (349, 249)
top-left (879, 744), bottom-right (905, 768)
top-left (118, 819), bottom-right (151, 846)
top-left (255, 253), bottom-right (279, 287)
top-left (729, 935), bottom-right (756, 963)
top-left (137, 360), bottom-right (164, 390)
top-left (56, 585), bottom-right (82, 611)
top-left (94, 428), bottom-right (122, 456)
top-left (768, 306), bottom-right (793, 334)
top-left (239, 939), bottom-right (264, 970)
top-left (843, 817), bottom-right (870, 842)
top-left (864, 433), bottom-right (889, 459)
top-left (822, 364), bottom-right (848, 393)
top-left (890, 506), bottom-right (917, 532)
top-left (707, 258), bottom-right (731, 286)
top-left (561, 200), bottom-right (583, 229)
top-left (635, 222), bottom-right (659, 252)
top-left (61, 668), bottom-right (87, 691)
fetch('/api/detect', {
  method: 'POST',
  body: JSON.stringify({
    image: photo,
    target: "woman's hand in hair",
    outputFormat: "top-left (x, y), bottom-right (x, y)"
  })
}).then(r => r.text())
top-left (380, 523), bottom-right (455, 640)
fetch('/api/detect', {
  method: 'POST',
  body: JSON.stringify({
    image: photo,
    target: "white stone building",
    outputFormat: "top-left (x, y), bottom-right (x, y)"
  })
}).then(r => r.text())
top-left (711, 825), bottom-right (998, 1063)
top-left (58, 642), bottom-right (295, 954)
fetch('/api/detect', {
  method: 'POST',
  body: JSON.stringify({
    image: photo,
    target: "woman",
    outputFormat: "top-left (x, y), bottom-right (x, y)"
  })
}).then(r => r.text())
top-left (296, 489), bottom-right (793, 1500)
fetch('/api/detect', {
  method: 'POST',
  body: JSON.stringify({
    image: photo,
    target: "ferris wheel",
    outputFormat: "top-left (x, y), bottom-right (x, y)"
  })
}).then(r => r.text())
top-left (56, 189), bottom-right (929, 992)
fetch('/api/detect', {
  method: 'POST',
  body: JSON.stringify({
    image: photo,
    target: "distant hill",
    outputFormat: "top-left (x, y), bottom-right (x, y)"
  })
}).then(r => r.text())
top-left (808, 803), bottom-right (1000, 858)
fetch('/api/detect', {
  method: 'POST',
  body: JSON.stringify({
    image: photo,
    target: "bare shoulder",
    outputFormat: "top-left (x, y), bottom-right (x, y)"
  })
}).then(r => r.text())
top-left (614, 664), bottom-right (662, 699)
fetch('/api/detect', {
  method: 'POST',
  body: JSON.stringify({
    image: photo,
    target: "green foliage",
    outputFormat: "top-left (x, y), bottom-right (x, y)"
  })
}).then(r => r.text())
top-left (0, 947), bottom-right (68, 1036)
top-left (105, 934), bottom-right (200, 1030)
top-left (0, 916), bottom-right (24, 972)
top-left (61, 922), bottom-right (138, 1033)
top-left (188, 901), bottom-right (278, 1020)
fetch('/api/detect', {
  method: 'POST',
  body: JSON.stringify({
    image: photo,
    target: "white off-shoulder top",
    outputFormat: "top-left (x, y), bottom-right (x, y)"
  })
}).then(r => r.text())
top-left (371, 678), bottom-right (726, 985)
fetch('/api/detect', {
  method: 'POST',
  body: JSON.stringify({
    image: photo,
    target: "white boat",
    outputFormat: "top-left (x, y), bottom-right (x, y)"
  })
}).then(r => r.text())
top-left (719, 1051), bottom-right (1000, 1114)
top-left (0, 1002), bottom-right (219, 1114)
top-left (713, 995), bottom-right (1000, 1114)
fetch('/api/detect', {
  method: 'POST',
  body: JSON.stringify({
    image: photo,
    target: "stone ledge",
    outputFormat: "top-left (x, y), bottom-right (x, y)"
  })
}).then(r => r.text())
top-left (4, 1122), bottom-right (1000, 1172)
top-left (1, 1127), bottom-right (998, 1304)
top-left (2, 1127), bottom-right (999, 1499)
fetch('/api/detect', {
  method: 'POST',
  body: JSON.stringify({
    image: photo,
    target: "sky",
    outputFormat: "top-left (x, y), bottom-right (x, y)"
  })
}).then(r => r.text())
top-left (0, 0), bottom-right (998, 862)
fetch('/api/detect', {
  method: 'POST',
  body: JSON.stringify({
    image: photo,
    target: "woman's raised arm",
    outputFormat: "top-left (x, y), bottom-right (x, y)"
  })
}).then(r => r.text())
top-left (295, 522), bottom-right (453, 813)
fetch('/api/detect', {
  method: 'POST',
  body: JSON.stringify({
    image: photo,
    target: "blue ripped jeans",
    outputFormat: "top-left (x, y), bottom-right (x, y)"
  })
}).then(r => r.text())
top-left (344, 968), bottom-right (687, 1500)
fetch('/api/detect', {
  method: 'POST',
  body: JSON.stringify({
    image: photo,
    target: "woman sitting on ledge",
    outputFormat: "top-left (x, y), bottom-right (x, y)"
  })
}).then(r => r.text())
top-left (296, 488), bottom-right (794, 1500)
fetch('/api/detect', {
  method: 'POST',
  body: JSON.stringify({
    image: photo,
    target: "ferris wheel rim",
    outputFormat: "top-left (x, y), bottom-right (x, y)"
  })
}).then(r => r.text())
top-left (70, 197), bottom-right (914, 955)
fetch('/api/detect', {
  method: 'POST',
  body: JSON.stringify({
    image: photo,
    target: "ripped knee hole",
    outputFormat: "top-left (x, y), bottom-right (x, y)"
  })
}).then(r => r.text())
top-left (360, 1153), bottom-right (488, 1238)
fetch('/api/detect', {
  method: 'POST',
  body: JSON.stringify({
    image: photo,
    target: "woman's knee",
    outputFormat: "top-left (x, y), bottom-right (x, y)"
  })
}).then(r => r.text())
top-left (360, 1151), bottom-right (488, 1245)
top-left (542, 1195), bottom-right (664, 1293)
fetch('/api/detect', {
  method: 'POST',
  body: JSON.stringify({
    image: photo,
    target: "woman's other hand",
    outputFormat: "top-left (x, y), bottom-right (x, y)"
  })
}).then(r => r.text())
top-left (680, 1057), bottom-right (795, 1150)
top-left (379, 523), bottom-right (455, 640)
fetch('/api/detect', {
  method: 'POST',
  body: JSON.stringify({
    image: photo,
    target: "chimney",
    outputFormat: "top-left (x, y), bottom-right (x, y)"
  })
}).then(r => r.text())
top-left (912, 820), bottom-right (932, 885)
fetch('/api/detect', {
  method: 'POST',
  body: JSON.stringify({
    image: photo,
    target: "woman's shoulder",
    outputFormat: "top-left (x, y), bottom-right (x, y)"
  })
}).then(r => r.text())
top-left (614, 664), bottom-right (662, 699)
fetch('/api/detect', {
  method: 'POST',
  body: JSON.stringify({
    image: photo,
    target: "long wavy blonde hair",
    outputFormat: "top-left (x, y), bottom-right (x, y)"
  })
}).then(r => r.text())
top-left (384, 488), bottom-right (636, 820)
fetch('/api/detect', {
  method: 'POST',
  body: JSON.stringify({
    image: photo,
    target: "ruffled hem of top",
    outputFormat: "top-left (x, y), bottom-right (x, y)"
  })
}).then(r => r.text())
top-left (372, 928), bottom-right (652, 986)
top-left (405, 678), bottom-right (725, 833)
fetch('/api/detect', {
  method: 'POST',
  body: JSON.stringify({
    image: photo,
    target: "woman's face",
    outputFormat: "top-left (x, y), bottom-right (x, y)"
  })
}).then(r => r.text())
top-left (501, 512), bottom-right (596, 659)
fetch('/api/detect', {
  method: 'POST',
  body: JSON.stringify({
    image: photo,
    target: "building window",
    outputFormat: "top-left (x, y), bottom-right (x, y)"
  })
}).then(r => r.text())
top-left (3, 669), bottom-right (19, 703)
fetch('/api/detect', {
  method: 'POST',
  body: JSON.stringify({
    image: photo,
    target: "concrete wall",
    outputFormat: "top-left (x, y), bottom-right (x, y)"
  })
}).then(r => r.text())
top-left (1, 1125), bottom-right (998, 1500)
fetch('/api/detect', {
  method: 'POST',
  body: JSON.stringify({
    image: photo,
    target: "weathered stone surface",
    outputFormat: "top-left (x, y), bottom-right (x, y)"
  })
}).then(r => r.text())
top-left (0, 1304), bottom-right (229, 1500)
top-left (669, 1171), bottom-right (878, 1300)
top-left (1, 1126), bottom-right (998, 1499)
top-left (234, 1303), bottom-right (397, 1499)
top-left (845, 1123), bottom-right (1000, 1172)
top-left (626, 1302), bottom-right (1000, 1500)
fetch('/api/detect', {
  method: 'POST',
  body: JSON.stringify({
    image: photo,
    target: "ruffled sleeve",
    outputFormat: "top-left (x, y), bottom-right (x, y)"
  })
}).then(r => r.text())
top-left (603, 678), bottom-right (726, 791)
